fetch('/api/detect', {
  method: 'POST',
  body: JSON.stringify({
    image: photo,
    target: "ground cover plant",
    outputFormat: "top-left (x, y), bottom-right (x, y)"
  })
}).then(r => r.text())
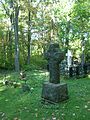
top-left (0, 70), bottom-right (90, 120)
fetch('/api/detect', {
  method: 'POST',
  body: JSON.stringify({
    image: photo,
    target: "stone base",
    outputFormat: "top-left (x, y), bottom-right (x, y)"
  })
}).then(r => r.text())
top-left (41, 82), bottom-right (69, 103)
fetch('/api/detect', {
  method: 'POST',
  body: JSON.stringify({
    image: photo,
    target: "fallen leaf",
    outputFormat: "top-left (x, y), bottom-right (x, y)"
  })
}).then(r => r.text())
top-left (72, 113), bottom-right (76, 116)
top-left (42, 118), bottom-right (45, 120)
top-left (85, 105), bottom-right (88, 108)
top-left (87, 101), bottom-right (90, 104)
top-left (13, 117), bottom-right (18, 120)
top-left (75, 106), bottom-right (80, 109)
top-left (52, 113), bottom-right (55, 116)
top-left (35, 113), bottom-right (38, 117)
top-left (52, 117), bottom-right (56, 120)
top-left (1, 113), bottom-right (5, 117)
top-left (35, 109), bottom-right (38, 111)
top-left (62, 113), bottom-right (65, 116)
top-left (24, 107), bottom-right (27, 110)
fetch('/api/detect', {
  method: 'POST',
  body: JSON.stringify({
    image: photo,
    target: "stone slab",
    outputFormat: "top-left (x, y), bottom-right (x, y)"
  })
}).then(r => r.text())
top-left (42, 82), bottom-right (69, 103)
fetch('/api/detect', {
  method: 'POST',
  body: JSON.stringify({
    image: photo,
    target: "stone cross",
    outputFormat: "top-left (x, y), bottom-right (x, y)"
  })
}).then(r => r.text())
top-left (45, 43), bottom-right (65, 84)
top-left (42, 43), bottom-right (68, 103)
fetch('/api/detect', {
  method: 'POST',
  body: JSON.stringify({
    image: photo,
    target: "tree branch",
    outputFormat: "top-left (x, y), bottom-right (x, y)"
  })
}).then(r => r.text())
top-left (0, 0), bottom-right (10, 17)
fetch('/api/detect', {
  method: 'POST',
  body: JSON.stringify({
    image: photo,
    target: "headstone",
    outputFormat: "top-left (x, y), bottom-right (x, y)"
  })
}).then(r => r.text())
top-left (76, 65), bottom-right (80, 78)
top-left (83, 63), bottom-right (88, 77)
top-left (60, 60), bottom-right (67, 75)
top-left (69, 66), bottom-right (73, 78)
top-left (42, 43), bottom-right (69, 103)
top-left (66, 50), bottom-right (72, 67)
top-left (87, 63), bottom-right (90, 73)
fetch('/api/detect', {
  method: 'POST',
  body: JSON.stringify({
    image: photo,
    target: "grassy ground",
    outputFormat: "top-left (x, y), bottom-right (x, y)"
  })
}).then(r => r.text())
top-left (0, 70), bottom-right (90, 120)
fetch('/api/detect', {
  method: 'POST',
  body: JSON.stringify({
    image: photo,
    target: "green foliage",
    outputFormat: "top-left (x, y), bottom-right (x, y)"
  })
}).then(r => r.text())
top-left (71, 0), bottom-right (90, 32)
top-left (31, 55), bottom-right (47, 69)
top-left (23, 55), bottom-right (47, 71)
top-left (0, 0), bottom-right (90, 69)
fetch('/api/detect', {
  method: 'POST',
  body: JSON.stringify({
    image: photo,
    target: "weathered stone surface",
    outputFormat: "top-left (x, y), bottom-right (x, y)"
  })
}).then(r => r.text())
top-left (69, 66), bottom-right (73, 77)
top-left (42, 43), bottom-right (69, 103)
top-left (42, 82), bottom-right (69, 103)
top-left (45, 43), bottom-right (65, 84)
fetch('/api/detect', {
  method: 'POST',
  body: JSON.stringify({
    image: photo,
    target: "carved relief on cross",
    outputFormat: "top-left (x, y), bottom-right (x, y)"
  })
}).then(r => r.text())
top-left (45, 43), bottom-right (65, 84)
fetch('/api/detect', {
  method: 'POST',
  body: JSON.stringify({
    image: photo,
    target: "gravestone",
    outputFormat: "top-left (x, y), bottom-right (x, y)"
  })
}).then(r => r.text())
top-left (83, 63), bottom-right (88, 77)
top-left (66, 50), bottom-right (72, 67)
top-left (76, 65), bottom-right (80, 78)
top-left (42, 43), bottom-right (69, 103)
top-left (69, 66), bottom-right (73, 78)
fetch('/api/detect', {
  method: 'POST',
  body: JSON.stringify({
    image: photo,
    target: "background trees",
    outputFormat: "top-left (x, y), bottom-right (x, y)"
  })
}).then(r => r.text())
top-left (0, 0), bottom-right (90, 71)
top-left (71, 0), bottom-right (90, 64)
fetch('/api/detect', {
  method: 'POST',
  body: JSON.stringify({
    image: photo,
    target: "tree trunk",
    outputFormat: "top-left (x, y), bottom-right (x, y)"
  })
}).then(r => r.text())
top-left (27, 0), bottom-right (32, 64)
top-left (1, 34), bottom-right (6, 67)
top-left (66, 21), bottom-right (70, 66)
top-left (27, 10), bottom-right (31, 64)
top-left (14, 5), bottom-right (19, 72)
top-left (8, 29), bottom-right (12, 67)
top-left (65, 21), bottom-right (70, 53)
top-left (81, 35), bottom-right (85, 66)
top-left (8, 0), bottom-right (13, 67)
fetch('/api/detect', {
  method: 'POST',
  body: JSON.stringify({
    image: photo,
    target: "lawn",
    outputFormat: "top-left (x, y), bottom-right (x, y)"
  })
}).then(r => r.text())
top-left (0, 70), bottom-right (90, 120)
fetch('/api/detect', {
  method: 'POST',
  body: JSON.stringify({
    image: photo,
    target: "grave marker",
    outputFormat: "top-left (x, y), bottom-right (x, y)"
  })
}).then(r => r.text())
top-left (42, 43), bottom-right (69, 103)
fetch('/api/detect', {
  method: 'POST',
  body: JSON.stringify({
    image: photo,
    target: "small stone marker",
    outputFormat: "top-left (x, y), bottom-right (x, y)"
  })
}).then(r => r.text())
top-left (69, 66), bottom-right (73, 78)
top-left (83, 63), bottom-right (88, 77)
top-left (42, 43), bottom-right (69, 103)
top-left (66, 49), bottom-right (72, 67)
top-left (76, 65), bottom-right (80, 78)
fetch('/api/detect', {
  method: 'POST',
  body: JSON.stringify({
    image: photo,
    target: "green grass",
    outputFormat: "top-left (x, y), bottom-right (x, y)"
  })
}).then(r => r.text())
top-left (0, 70), bottom-right (90, 120)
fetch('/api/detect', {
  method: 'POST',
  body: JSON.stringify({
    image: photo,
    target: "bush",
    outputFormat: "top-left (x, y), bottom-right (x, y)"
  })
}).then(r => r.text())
top-left (23, 55), bottom-right (47, 71)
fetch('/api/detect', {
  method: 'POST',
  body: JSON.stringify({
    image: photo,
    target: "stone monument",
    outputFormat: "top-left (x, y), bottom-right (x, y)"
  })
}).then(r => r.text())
top-left (42, 43), bottom-right (69, 103)
top-left (66, 50), bottom-right (72, 67)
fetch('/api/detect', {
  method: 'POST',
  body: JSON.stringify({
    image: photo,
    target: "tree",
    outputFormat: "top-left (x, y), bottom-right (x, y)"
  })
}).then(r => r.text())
top-left (27, 0), bottom-right (32, 64)
top-left (71, 0), bottom-right (90, 64)
top-left (14, 1), bottom-right (20, 72)
top-left (0, 0), bottom-right (20, 71)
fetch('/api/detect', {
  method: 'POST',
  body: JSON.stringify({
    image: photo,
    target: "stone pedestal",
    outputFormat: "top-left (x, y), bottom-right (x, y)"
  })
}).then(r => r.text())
top-left (42, 82), bottom-right (69, 103)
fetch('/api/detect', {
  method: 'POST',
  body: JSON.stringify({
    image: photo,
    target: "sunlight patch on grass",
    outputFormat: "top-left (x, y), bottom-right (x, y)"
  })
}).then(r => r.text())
top-left (0, 86), bottom-right (6, 92)
top-left (88, 74), bottom-right (90, 78)
top-left (5, 75), bottom-right (11, 79)
top-left (39, 71), bottom-right (49, 76)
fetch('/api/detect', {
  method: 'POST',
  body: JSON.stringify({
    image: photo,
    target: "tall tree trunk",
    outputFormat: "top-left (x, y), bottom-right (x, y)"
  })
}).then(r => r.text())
top-left (65, 21), bottom-right (70, 66)
top-left (27, 10), bottom-right (31, 64)
top-left (81, 35), bottom-right (85, 66)
top-left (14, 5), bottom-right (19, 72)
top-left (65, 21), bottom-right (70, 53)
top-left (8, 0), bottom-right (13, 67)
top-left (27, 0), bottom-right (32, 64)
top-left (21, 29), bottom-right (26, 64)
top-left (8, 29), bottom-right (12, 67)
top-left (41, 1), bottom-right (45, 55)
top-left (1, 34), bottom-right (6, 67)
